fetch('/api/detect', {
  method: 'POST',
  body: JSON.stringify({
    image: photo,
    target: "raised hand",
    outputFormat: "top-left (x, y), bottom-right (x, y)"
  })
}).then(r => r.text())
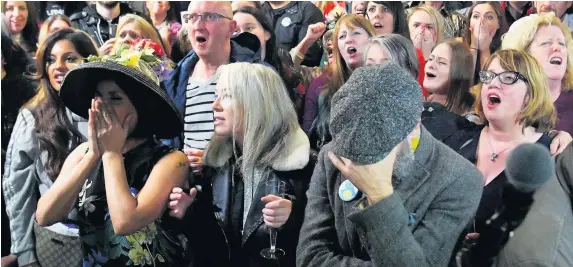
top-left (168, 187), bottom-right (197, 219)
top-left (183, 147), bottom-right (204, 174)
top-left (305, 22), bottom-right (327, 44)
top-left (86, 99), bottom-right (101, 161)
top-left (328, 144), bottom-right (400, 205)
top-left (471, 19), bottom-right (495, 51)
top-left (92, 97), bottom-right (135, 155)
top-left (98, 38), bottom-right (116, 55)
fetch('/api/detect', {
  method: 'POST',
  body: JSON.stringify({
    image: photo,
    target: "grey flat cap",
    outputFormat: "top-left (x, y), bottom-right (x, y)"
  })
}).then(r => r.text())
top-left (329, 63), bottom-right (423, 164)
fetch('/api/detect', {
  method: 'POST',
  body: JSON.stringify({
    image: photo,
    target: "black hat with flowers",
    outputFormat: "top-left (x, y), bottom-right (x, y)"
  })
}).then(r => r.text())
top-left (59, 40), bottom-right (182, 139)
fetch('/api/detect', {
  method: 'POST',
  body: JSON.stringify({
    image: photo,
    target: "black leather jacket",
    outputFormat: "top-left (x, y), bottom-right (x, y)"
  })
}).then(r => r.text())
top-left (185, 137), bottom-right (316, 267)
top-left (69, 3), bottom-right (144, 47)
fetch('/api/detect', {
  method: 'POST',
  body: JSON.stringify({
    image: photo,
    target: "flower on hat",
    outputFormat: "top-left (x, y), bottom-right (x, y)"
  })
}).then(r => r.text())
top-left (86, 39), bottom-right (174, 82)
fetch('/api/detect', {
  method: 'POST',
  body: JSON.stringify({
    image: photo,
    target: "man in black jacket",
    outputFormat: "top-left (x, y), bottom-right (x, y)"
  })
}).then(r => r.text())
top-left (262, 1), bottom-right (324, 67)
top-left (70, 1), bottom-right (145, 47)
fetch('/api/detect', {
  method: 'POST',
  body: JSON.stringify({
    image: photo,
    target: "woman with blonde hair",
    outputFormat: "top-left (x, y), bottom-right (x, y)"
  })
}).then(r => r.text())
top-left (37, 15), bottom-right (73, 46)
top-left (439, 50), bottom-right (572, 265)
top-left (168, 62), bottom-right (314, 267)
top-left (303, 14), bottom-right (375, 150)
top-left (502, 12), bottom-right (573, 136)
top-left (408, 5), bottom-right (445, 60)
top-left (99, 14), bottom-right (168, 57)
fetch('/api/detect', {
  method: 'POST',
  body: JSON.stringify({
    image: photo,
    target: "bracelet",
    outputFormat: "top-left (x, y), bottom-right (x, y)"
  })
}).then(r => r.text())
top-left (470, 47), bottom-right (478, 50)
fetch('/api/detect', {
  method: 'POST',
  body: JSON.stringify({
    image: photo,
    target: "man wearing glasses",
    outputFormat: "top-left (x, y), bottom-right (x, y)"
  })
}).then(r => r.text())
top-left (163, 1), bottom-right (263, 172)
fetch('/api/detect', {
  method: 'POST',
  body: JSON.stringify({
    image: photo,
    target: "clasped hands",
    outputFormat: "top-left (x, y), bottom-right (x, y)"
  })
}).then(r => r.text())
top-left (86, 97), bottom-right (136, 160)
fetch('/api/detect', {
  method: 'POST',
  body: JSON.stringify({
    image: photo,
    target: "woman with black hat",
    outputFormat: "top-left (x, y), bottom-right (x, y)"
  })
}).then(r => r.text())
top-left (35, 47), bottom-right (189, 266)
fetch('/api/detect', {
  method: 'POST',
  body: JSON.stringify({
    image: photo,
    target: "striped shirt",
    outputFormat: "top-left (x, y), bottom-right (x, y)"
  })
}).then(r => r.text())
top-left (184, 76), bottom-right (218, 150)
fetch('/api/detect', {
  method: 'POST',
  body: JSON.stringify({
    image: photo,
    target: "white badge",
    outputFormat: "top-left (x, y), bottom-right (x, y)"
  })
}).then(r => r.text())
top-left (281, 17), bottom-right (292, 27)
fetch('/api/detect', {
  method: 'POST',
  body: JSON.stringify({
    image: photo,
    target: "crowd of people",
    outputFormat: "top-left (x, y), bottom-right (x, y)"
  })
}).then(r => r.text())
top-left (1, 1), bottom-right (573, 267)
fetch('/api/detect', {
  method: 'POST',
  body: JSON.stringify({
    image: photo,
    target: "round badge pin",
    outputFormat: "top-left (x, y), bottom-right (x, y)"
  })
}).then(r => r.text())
top-left (338, 179), bottom-right (358, 201)
top-left (281, 17), bottom-right (292, 27)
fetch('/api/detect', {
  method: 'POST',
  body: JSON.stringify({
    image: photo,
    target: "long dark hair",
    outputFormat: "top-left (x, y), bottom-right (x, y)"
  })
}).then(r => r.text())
top-left (463, 1), bottom-right (508, 83)
top-left (27, 29), bottom-right (99, 180)
top-left (233, 6), bottom-right (300, 101)
top-left (439, 39), bottom-right (475, 115)
top-left (1, 1), bottom-right (39, 53)
top-left (364, 1), bottom-right (410, 39)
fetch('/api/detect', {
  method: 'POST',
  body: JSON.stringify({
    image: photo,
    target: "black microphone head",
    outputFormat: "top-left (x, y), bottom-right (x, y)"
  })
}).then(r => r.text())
top-left (505, 143), bottom-right (555, 193)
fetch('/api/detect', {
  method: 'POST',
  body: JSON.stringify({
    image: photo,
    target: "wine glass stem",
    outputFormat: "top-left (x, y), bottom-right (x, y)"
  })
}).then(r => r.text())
top-left (269, 228), bottom-right (277, 253)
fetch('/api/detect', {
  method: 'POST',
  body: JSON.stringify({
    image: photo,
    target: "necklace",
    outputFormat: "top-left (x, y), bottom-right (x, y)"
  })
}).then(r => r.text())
top-left (485, 128), bottom-right (521, 162)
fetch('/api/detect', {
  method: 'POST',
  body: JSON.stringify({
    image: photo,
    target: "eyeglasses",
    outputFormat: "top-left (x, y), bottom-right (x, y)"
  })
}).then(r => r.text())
top-left (479, 70), bottom-right (528, 85)
top-left (183, 12), bottom-right (232, 24)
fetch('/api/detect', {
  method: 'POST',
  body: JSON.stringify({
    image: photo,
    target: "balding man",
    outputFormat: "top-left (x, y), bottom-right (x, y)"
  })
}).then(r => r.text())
top-left (164, 1), bottom-right (263, 171)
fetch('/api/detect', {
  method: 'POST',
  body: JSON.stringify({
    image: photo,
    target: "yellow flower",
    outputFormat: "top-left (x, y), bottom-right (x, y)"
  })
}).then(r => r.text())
top-left (128, 246), bottom-right (152, 266)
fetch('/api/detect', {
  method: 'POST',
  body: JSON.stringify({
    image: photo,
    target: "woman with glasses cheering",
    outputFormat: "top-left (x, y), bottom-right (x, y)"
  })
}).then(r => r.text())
top-left (434, 49), bottom-right (572, 265)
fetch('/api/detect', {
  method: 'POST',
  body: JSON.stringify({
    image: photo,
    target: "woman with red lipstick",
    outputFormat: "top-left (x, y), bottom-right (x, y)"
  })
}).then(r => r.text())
top-left (2, 29), bottom-right (98, 267)
top-left (436, 49), bottom-right (572, 265)
top-left (1, 1), bottom-right (39, 57)
top-left (304, 14), bottom-right (375, 150)
top-left (502, 12), bottom-right (573, 136)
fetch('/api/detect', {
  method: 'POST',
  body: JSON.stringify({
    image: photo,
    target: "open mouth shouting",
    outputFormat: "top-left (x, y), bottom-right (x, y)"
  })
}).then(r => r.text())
top-left (486, 92), bottom-right (501, 109)
top-left (549, 56), bottom-right (563, 65)
top-left (372, 22), bottom-right (383, 30)
top-left (425, 71), bottom-right (437, 79)
top-left (346, 46), bottom-right (357, 57)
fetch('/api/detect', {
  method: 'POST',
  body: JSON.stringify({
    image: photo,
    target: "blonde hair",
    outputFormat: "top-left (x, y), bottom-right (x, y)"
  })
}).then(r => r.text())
top-left (474, 49), bottom-right (556, 132)
top-left (38, 15), bottom-right (72, 47)
top-left (407, 5), bottom-right (445, 44)
top-left (204, 63), bottom-right (299, 177)
top-left (112, 14), bottom-right (167, 56)
top-left (502, 12), bottom-right (573, 91)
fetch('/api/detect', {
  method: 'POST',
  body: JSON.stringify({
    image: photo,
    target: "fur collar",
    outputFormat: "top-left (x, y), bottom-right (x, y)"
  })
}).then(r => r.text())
top-left (207, 127), bottom-right (310, 171)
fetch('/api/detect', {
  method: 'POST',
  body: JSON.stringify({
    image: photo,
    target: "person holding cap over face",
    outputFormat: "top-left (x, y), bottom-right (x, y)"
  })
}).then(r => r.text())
top-left (296, 63), bottom-right (483, 267)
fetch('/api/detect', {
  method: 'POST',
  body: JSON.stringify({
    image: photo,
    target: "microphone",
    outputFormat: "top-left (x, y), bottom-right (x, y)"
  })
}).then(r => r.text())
top-left (457, 143), bottom-right (555, 267)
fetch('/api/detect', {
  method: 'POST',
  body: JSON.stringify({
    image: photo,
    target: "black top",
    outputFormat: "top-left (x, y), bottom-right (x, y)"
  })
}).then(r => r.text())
top-left (262, 1), bottom-right (324, 67)
top-left (441, 122), bottom-right (551, 233)
top-left (77, 139), bottom-right (188, 266)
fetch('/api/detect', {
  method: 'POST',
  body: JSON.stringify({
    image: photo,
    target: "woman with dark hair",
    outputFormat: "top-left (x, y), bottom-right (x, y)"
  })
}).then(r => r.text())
top-left (2, 29), bottom-right (98, 267)
top-left (38, 14), bottom-right (73, 46)
top-left (364, 1), bottom-right (410, 39)
top-left (233, 6), bottom-right (301, 110)
top-left (1, 31), bottom-right (36, 264)
top-left (463, 1), bottom-right (509, 84)
top-left (424, 39), bottom-right (475, 117)
top-left (363, 1), bottom-right (430, 99)
top-left (1, 1), bottom-right (39, 57)
top-left (145, 1), bottom-right (181, 58)
top-left (35, 43), bottom-right (189, 267)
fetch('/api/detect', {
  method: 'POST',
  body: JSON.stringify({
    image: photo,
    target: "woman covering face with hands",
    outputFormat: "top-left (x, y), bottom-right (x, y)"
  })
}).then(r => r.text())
top-left (408, 5), bottom-right (445, 60)
top-left (168, 62), bottom-right (314, 267)
top-left (34, 51), bottom-right (189, 266)
top-left (464, 1), bottom-right (508, 83)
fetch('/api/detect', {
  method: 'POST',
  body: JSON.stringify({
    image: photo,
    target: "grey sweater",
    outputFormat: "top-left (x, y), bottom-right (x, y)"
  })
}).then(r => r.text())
top-left (2, 108), bottom-right (87, 266)
top-left (296, 127), bottom-right (483, 267)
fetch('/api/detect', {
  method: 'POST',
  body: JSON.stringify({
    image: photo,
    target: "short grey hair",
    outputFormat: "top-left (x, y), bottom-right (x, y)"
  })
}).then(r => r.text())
top-left (364, 34), bottom-right (419, 78)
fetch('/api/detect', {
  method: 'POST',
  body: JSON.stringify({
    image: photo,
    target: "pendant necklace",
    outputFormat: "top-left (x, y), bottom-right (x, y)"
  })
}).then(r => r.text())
top-left (485, 128), bottom-right (521, 162)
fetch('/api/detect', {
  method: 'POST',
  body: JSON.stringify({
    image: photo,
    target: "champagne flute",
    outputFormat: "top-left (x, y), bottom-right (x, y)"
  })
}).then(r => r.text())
top-left (260, 178), bottom-right (286, 259)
